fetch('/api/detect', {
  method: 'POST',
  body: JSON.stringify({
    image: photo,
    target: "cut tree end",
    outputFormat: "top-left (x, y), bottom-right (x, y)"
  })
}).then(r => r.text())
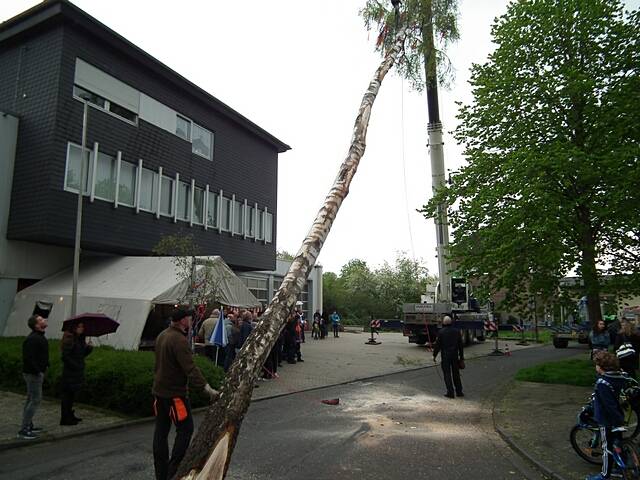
top-left (178, 430), bottom-right (231, 480)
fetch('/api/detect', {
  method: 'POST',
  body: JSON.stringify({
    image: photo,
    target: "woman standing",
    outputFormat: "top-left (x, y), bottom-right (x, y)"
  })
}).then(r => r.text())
top-left (60, 322), bottom-right (92, 425)
top-left (589, 319), bottom-right (611, 359)
top-left (614, 320), bottom-right (640, 378)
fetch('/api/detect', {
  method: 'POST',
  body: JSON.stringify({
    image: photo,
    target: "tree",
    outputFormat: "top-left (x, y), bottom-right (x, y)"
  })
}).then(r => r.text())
top-left (376, 252), bottom-right (434, 317)
top-left (322, 253), bottom-right (434, 321)
top-left (174, 26), bottom-right (409, 480)
top-left (276, 249), bottom-right (295, 261)
top-left (422, 0), bottom-right (640, 322)
top-left (153, 234), bottom-right (222, 307)
top-left (360, 0), bottom-right (460, 91)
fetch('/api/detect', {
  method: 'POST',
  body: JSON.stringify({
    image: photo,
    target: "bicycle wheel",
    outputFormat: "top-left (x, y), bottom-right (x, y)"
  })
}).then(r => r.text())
top-left (620, 440), bottom-right (640, 480)
top-left (570, 425), bottom-right (603, 465)
top-left (623, 405), bottom-right (640, 440)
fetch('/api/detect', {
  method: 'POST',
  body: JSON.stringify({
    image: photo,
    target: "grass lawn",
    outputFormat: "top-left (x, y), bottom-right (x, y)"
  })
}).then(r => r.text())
top-left (515, 355), bottom-right (595, 387)
top-left (498, 328), bottom-right (552, 344)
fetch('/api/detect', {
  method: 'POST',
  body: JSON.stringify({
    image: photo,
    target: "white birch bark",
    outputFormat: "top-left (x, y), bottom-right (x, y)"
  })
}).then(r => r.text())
top-left (175, 27), bottom-right (408, 480)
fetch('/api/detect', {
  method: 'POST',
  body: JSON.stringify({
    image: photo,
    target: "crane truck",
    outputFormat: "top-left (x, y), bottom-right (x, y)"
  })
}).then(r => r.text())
top-left (399, 0), bottom-right (488, 346)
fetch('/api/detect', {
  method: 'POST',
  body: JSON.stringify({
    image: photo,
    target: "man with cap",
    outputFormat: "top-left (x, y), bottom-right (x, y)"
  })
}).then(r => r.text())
top-left (432, 315), bottom-right (465, 398)
top-left (152, 308), bottom-right (219, 480)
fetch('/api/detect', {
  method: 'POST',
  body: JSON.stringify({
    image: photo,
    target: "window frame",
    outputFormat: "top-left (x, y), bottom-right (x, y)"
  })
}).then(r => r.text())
top-left (264, 211), bottom-right (273, 243)
top-left (191, 123), bottom-right (214, 160)
top-left (159, 174), bottom-right (175, 217)
top-left (193, 184), bottom-right (205, 226)
top-left (206, 189), bottom-right (218, 229)
top-left (138, 166), bottom-right (158, 213)
top-left (64, 142), bottom-right (94, 196)
top-left (219, 195), bottom-right (231, 232)
top-left (73, 85), bottom-right (138, 126)
top-left (176, 180), bottom-right (191, 222)
top-left (93, 149), bottom-right (117, 202)
top-left (176, 114), bottom-right (192, 141)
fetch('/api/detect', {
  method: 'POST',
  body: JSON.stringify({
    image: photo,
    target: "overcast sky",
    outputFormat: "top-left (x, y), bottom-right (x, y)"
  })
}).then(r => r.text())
top-left (2, 0), bottom-right (638, 276)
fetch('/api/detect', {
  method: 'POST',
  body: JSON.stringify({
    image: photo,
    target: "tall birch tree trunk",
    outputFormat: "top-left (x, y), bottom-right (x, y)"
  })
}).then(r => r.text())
top-left (174, 28), bottom-right (408, 480)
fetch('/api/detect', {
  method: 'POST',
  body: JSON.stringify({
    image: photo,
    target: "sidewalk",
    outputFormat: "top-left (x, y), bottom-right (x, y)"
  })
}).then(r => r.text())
top-left (493, 355), bottom-right (602, 480)
top-left (1, 332), bottom-right (539, 450)
top-left (0, 390), bottom-right (132, 450)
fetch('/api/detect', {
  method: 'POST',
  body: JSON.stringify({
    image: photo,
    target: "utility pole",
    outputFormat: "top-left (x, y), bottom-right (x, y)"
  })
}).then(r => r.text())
top-left (71, 98), bottom-right (89, 317)
top-left (422, 2), bottom-right (451, 303)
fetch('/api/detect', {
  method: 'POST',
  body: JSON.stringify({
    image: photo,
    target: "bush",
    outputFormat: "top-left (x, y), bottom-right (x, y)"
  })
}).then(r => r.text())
top-left (0, 337), bottom-right (224, 417)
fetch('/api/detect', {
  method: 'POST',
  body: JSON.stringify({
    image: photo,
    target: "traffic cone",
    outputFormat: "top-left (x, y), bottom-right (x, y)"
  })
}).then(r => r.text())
top-left (505, 344), bottom-right (511, 356)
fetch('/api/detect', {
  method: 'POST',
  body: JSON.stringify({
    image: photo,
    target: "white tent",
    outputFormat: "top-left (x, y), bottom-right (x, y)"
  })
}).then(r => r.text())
top-left (2, 256), bottom-right (260, 350)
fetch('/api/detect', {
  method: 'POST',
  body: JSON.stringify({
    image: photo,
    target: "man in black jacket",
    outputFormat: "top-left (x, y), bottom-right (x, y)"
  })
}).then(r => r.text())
top-left (433, 316), bottom-right (465, 399)
top-left (18, 315), bottom-right (49, 440)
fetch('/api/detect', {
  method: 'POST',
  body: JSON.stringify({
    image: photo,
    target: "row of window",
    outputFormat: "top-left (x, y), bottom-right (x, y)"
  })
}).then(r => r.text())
top-left (63, 142), bottom-right (273, 242)
top-left (73, 58), bottom-right (215, 161)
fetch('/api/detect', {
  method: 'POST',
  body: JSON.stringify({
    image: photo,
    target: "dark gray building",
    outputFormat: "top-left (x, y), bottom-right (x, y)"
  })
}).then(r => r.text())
top-left (0, 0), bottom-right (290, 329)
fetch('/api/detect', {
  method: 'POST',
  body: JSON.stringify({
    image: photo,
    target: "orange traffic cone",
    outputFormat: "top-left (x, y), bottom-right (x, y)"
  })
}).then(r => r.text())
top-left (505, 344), bottom-right (511, 356)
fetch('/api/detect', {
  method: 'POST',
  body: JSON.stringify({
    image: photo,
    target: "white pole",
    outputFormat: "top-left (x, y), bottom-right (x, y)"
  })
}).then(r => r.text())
top-left (71, 99), bottom-right (88, 317)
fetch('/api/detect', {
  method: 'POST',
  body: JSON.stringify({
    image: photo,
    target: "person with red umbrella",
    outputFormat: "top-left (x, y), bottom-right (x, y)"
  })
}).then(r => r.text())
top-left (59, 322), bottom-right (92, 425)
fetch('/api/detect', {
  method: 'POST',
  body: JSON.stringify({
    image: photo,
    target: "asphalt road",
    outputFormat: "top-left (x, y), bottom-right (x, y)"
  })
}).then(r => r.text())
top-left (0, 344), bottom-right (579, 480)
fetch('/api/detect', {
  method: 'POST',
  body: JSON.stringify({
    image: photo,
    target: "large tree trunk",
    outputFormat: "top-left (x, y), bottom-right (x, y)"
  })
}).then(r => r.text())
top-left (576, 204), bottom-right (603, 325)
top-left (174, 28), bottom-right (408, 480)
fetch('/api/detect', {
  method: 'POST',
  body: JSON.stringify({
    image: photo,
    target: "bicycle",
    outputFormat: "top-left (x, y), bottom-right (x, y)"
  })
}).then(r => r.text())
top-left (570, 402), bottom-right (640, 478)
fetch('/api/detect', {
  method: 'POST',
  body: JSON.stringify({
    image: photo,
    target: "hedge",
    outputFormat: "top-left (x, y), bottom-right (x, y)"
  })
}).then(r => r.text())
top-left (0, 337), bottom-right (224, 417)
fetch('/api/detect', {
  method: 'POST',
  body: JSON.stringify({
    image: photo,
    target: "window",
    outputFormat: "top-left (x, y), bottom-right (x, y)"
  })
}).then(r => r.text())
top-left (94, 151), bottom-right (116, 201)
top-left (108, 103), bottom-right (137, 123)
top-left (160, 176), bottom-right (174, 216)
top-left (245, 206), bottom-right (255, 238)
top-left (256, 210), bottom-right (264, 240)
top-left (73, 85), bottom-right (106, 108)
top-left (118, 161), bottom-right (136, 207)
top-left (207, 191), bottom-right (218, 228)
top-left (233, 200), bottom-right (243, 235)
top-left (176, 115), bottom-right (191, 141)
top-left (265, 212), bottom-right (273, 243)
top-left (139, 167), bottom-right (158, 212)
top-left (220, 196), bottom-right (231, 231)
top-left (193, 187), bottom-right (204, 225)
top-left (177, 181), bottom-right (191, 221)
top-left (73, 85), bottom-right (138, 124)
top-left (192, 123), bottom-right (213, 160)
top-left (241, 277), bottom-right (268, 305)
top-left (65, 143), bottom-right (93, 194)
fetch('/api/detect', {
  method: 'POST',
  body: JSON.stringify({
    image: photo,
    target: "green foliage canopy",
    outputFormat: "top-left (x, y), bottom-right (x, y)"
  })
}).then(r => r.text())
top-left (322, 253), bottom-right (434, 321)
top-left (360, 0), bottom-right (460, 90)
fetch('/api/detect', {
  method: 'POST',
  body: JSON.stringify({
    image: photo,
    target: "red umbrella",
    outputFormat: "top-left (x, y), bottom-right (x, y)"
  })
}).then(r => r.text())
top-left (62, 313), bottom-right (119, 337)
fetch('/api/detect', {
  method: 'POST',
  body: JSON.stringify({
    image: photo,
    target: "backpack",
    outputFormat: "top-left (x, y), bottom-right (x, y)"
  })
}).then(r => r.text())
top-left (616, 334), bottom-right (637, 359)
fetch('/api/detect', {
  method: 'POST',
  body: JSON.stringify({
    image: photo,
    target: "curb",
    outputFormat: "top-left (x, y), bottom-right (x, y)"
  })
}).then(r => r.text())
top-left (1, 342), bottom-right (546, 452)
top-left (491, 383), bottom-right (570, 480)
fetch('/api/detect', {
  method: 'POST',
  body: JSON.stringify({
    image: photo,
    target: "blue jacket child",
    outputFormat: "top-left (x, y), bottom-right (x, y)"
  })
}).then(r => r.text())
top-left (586, 352), bottom-right (631, 480)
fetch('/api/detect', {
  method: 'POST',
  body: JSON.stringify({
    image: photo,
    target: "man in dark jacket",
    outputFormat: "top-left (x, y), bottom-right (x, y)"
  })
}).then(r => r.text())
top-left (18, 315), bottom-right (49, 440)
top-left (152, 309), bottom-right (218, 480)
top-left (433, 316), bottom-right (464, 399)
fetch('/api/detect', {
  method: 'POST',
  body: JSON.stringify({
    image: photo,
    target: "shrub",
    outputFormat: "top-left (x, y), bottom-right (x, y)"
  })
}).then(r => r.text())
top-left (0, 337), bottom-right (224, 417)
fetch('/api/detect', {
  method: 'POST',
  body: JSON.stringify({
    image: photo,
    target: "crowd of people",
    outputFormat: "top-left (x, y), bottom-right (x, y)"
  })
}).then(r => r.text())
top-left (194, 306), bottom-right (343, 380)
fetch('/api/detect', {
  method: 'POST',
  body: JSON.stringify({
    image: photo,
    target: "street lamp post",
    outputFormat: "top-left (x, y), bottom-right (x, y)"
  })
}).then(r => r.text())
top-left (70, 97), bottom-right (89, 317)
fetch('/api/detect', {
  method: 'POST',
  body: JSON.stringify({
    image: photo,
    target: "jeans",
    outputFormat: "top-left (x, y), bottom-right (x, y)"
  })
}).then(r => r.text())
top-left (21, 373), bottom-right (44, 431)
top-left (153, 396), bottom-right (194, 480)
